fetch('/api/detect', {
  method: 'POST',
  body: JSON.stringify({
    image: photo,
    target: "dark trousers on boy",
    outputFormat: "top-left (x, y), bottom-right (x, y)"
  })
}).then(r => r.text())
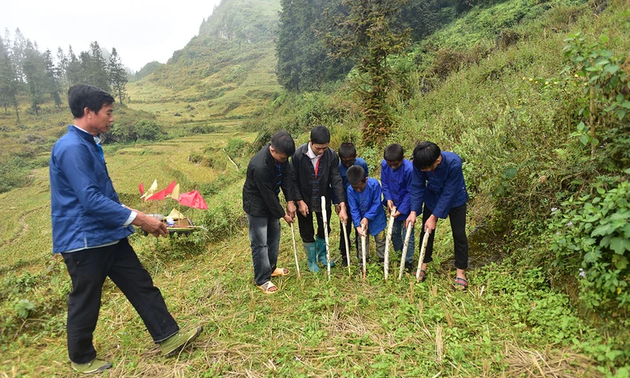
top-left (418, 204), bottom-right (469, 269)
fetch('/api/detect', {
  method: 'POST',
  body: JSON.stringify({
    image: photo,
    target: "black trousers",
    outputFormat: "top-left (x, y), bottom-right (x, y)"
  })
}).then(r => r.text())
top-left (296, 204), bottom-right (331, 243)
top-left (61, 238), bottom-right (179, 363)
top-left (419, 204), bottom-right (469, 270)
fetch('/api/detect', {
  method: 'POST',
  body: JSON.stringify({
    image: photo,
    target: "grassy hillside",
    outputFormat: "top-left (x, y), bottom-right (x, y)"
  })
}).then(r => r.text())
top-left (0, 129), bottom-right (605, 377)
top-left (126, 0), bottom-right (282, 125)
top-left (1, 0), bottom-right (629, 376)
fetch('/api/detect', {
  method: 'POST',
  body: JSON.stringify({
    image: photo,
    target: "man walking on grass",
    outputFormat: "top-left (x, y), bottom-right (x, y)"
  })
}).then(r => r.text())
top-left (50, 84), bottom-right (201, 374)
top-left (243, 130), bottom-right (296, 294)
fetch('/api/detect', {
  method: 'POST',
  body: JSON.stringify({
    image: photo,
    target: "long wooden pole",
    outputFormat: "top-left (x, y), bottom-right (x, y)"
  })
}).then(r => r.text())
top-left (398, 221), bottom-right (413, 281)
top-left (321, 197), bottom-right (331, 281)
top-left (416, 230), bottom-right (431, 283)
top-left (342, 222), bottom-right (351, 277)
top-left (361, 226), bottom-right (367, 279)
top-left (384, 207), bottom-right (396, 281)
top-left (290, 222), bottom-right (301, 280)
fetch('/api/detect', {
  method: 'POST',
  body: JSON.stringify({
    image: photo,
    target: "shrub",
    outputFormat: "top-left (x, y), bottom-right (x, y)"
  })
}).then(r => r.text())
top-left (549, 179), bottom-right (630, 312)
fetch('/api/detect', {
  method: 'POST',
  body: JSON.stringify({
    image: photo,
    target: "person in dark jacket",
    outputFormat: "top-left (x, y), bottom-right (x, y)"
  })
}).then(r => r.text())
top-left (243, 130), bottom-right (296, 294)
top-left (405, 141), bottom-right (470, 290)
top-left (291, 125), bottom-right (348, 272)
top-left (50, 85), bottom-right (201, 374)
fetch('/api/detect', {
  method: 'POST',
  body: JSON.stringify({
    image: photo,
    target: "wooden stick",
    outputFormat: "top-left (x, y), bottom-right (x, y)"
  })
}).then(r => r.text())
top-left (342, 222), bottom-right (351, 277)
top-left (223, 148), bottom-right (239, 170)
top-left (321, 197), bottom-right (331, 281)
top-left (361, 226), bottom-right (367, 279)
top-left (416, 229), bottom-right (431, 283)
top-left (384, 207), bottom-right (396, 281)
top-left (398, 221), bottom-right (413, 281)
top-left (290, 222), bottom-right (301, 280)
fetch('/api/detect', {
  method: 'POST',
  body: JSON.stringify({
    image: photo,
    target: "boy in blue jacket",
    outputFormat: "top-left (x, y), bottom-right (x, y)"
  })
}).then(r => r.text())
top-left (406, 141), bottom-right (469, 290)
top-left (346, 166), bottom-right (387, 263)
top-left (336, 142), bottom-right (369, 266)
top-left (381, 143), bottom-right (415, 273)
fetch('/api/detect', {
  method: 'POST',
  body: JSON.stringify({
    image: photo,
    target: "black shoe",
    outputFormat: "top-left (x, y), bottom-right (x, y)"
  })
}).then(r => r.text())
top-left (378, 258), bottom-right (385, 264)
top-left (405, 262), bottom-right (414, 273)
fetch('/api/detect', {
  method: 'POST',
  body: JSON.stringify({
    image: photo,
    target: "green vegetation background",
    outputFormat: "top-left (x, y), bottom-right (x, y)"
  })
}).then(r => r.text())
top-left (1, 0), bottom-right (629, 376)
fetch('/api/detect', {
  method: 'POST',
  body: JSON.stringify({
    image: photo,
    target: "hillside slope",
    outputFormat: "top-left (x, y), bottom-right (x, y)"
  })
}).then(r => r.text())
top-left (126, 0), bottom-right (282, 124)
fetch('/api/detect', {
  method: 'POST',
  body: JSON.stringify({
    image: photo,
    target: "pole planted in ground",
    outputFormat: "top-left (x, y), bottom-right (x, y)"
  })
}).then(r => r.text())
top-left (384, 207), bottom-right (396, 281)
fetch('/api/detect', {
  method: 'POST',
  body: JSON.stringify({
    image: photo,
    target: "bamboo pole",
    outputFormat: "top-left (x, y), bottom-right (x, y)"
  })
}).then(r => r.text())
top-left (384, 207), bottom-right (396, 281)
top-left (290, 223), bottom-right (301, 280)
top-left (361, 226), bottom-right (367, 279)
top-left (342, 222), bottom-right (352, 277)
top-left (321, 196), bottom-right (331, 281)
top-left (398, 221), bottom-right (413, 281)
top-left (416, 230), bottom-right (431, 283)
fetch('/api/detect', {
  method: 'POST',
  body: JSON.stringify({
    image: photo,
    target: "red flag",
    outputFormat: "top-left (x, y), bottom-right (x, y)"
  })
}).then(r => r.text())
top-left (163, 180), bottom-right (176, 195)
top-left (139, 182), bottom-right (144, 195)
top-left (146, 181), bottom-right (177, 201)
top-left (178, 190), bottom-right (208, 209)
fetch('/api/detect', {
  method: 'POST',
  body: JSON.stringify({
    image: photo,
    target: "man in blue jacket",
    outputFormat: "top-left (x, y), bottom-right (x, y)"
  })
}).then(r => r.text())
top-left (50, 85), bottom-right (201, 374)
top-left (405, 141), bottom-right (470, 290)
top-left (243, 130), bottom-right (296, 294)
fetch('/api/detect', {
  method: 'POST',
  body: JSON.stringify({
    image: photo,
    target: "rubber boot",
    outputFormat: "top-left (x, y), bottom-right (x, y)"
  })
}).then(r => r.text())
top-left (303, 242), bottom-right (320, 272)
top-left (315, 236), bottom-right (335, 267)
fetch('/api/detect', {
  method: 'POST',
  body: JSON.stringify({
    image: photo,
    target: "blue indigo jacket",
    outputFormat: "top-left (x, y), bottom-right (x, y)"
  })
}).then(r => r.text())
top-left (50, 125), bottom-right (133, 253)
top-left (380, 159), bottom-right (414, 218)
top-left (347, 178), bottom-right (387, 235)
top-left (409, 152), bottom-right (469, 219)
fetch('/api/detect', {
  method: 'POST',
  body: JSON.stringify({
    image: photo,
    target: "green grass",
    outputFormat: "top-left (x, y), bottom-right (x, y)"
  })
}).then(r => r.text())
top-left (0, 130), bottom-right (605, 376)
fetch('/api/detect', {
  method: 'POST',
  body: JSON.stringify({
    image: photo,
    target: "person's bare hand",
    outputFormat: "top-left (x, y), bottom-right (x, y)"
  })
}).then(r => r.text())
top-left (338, 207), bottom-right (348, 224)
top-left (286, 201), bottom-right (297, 219)
top-left (405, 211), bottom-right (417, 229)
top-left (424, 214), bottom-right (437, 233)
top-left (283, 214), bottom-right (294, 224)
top-left (133, 212), bottom-right (168, 237)
top-left (297, 200), bottom-right (309, 217)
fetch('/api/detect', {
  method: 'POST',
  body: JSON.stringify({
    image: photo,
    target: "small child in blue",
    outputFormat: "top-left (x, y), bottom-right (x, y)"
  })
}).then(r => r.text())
top-left (381, 143), bottom-right (415, 273)
top-left (346, 165), bottom-right (387, 263)
top-left (336, 142), bottom-right (369, 266)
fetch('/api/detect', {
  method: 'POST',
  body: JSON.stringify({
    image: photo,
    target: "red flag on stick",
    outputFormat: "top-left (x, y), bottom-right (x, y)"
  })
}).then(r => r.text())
top-left (146, 181), bottom-right (177, 201)
top-left (178, 190), bottom-right (208, 209)
top-left (139, 182), bottom-right (144, 195)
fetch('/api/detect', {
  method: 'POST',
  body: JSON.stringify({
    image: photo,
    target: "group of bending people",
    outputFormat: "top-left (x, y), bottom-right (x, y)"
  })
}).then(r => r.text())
top-left (243, 125), bottom-right (470, 294)
top-left (48, 84), bottom-right (469, 374)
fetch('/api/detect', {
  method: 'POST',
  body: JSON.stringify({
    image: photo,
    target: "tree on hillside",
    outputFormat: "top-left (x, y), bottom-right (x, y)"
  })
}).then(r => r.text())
top-left (10, 28), bottom-right (27, 82)
top-left (0, 36), bottom-right (20, 121)
top-left (22, 41), bottom-right (46, 115)
top-left (43, 49), bottom-right (62, 108)
top-left (66, 46), bottom-right (81, 85)
top-left (56, 47), bottom-right (69, 88)
top-left (323, 0), bottom-right (410, 144)
top-left (276, 0), bottom-right (353, 92)
top-left (108, 48), bottom-right (127, 105)
top-left (89, 42), bottom-right (110, 91)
